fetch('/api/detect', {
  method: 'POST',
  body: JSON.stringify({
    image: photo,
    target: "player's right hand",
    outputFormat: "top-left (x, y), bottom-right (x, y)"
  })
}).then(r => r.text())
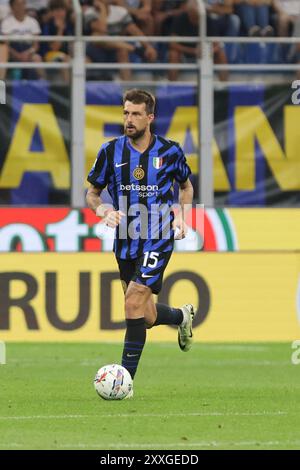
top-left (103, 210), bottom-right (125, 228)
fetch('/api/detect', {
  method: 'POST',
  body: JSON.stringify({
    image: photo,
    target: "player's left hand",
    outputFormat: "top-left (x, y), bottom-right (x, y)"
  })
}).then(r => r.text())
top-left (172, 214), bottom-right (188, 240)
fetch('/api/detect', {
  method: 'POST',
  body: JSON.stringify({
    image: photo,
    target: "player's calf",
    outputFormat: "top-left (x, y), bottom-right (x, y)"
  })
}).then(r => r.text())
top-left (122, 283), bottom-right (150, 379)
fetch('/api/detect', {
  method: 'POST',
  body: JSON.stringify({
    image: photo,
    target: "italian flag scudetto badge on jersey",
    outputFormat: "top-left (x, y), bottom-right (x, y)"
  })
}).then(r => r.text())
top-left (153, 157), bottom-right (163, 169)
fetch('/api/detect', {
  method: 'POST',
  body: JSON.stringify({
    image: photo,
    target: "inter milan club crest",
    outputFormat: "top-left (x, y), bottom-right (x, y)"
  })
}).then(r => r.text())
top-left (133, 166), bottom-right (145, 180)
top-left (153, 157), bottom-right (163, 169)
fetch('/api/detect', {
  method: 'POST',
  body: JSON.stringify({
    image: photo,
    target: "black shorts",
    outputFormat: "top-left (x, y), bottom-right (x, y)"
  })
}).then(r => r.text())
top-left (117, 250), bottom-right (173, 295)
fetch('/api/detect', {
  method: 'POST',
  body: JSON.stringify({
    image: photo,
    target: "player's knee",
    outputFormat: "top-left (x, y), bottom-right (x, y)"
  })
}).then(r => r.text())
top-left (125, 292), bottom-right (143, 316)
top-left (125, 286), bottom-right (148, 317)
top-left (125, 282), bottom-right (151, 313)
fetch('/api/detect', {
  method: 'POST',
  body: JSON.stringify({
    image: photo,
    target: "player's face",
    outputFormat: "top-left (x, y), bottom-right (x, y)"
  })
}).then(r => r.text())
top-left (123, 101), bottom-right (154, 140)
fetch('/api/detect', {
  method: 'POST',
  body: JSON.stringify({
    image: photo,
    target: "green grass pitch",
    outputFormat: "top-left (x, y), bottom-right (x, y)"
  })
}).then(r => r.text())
top-left (0, 342), bottom-right (299, 450)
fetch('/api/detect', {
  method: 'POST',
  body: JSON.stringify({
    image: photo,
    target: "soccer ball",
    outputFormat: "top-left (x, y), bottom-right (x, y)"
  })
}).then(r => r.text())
top-left (94, 364), bottom-right (133, 400)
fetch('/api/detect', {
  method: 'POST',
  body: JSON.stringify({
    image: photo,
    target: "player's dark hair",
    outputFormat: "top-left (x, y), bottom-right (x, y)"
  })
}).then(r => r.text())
top-left (123, 89), bottom-right (155, 115)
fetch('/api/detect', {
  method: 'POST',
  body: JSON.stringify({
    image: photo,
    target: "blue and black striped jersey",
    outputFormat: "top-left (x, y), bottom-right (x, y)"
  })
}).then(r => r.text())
top-left (87, 134), bottom-right (191, 259)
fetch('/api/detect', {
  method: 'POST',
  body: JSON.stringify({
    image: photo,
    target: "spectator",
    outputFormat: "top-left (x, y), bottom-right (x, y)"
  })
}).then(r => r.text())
top-left (168, 0), bottom-right (229, 81)
top-left (1, 0), bottom-right (45, 78)
top-left (153, 0), bottom-right (187, 35)
top-left (84, 0), bottom-right (157, 80)
top-left (41, 0), bottom-right (73, 81)
top-left (234, 0), bottom-right (274, 36)
top-left (272, 0), bottom-right (300, 36)
top-left (111, 1), bottom-right (154, 35)
top-left (205, 0), bottom-right (241, 62)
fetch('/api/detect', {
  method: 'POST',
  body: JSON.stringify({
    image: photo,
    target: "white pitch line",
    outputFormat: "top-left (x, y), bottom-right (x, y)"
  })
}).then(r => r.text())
top-left (6, 360), bottom-right (289, 368)
top-left (0, 411), bottom-right (289, 421)
top-left (79, 360), bottom-right (289, 367)
top-left (58, 440), bottom-right (300, 449)
top-left (0, 415), bottom-right (90, 421)
top-left (204, 345), bottom-right (270, 352)
top-left (202, 360), bottom-right (290, 366)
top-left (2, 440), bottom-right (300, 449)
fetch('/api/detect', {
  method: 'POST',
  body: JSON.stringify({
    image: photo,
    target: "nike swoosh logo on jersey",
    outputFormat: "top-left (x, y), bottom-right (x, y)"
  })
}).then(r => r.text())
top-left (141, 273), bottom-right (154, 278)
top-left (115, 162), bottom-right (128, 167)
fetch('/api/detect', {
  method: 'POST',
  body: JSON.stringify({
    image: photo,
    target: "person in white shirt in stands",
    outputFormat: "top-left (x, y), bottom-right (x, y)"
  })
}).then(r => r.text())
top-left (1, 0), bottom-right (44, 78)
top-left (273, 0), bottom-right (300, 36)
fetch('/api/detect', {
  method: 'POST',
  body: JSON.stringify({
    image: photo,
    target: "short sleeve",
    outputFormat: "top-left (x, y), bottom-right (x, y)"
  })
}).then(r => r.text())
top-left (1, 18), bottom-right (11, 35)
top-left (115, 6), bottom-right (133, 29)
top-left (121, 12), bottom-right (133, 29)
top-left (31, 18), bottom-right (41, 35)
top-left (174, 147), bottom-right (191, 183)
top-left (87, 146), bottom-right (109, 189)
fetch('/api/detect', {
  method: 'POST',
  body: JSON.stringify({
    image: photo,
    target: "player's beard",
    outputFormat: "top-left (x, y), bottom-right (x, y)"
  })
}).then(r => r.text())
top-left (125, 125), bottom-right (146, 140)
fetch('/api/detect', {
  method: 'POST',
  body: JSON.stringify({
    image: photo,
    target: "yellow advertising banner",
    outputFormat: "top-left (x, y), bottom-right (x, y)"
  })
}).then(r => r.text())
top-left (229, 209), bottom-right (300, 251)
top-left (0, 253), bottom-right (299, 342)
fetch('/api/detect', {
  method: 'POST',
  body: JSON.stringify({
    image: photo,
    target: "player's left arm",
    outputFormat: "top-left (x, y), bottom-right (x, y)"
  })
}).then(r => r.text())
top-left (173, 178), bottom-right (194, 240)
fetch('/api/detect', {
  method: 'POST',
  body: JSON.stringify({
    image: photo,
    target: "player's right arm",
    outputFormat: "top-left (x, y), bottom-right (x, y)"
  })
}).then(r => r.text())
top-left (86, 143), bottom-right (124, 228)
top-left (86, 184), bottom-right (124, 228)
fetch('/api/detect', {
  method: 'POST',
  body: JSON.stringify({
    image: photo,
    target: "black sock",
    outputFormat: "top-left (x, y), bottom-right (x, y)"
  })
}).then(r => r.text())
top-left (153, 304), bottom-right (183, 327)
top-left (122, 317), bottom-right (146, 379)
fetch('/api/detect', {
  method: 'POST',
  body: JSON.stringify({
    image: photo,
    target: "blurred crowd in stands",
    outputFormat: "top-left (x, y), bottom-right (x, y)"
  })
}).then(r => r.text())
top-left (0, 0), bottom-right (299, 81)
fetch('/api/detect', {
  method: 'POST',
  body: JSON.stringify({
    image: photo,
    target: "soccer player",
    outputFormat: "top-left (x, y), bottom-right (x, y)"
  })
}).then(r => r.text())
top-left (86, 89), bottom-right (195, 397)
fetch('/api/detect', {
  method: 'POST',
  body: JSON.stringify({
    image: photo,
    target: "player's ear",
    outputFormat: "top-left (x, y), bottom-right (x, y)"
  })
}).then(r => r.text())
top-left (148, 113), bottom-right (155, 124)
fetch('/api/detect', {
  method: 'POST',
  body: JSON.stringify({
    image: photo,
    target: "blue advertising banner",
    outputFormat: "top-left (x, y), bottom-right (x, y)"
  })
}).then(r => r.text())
top-left (0, 82), bottom-right (299, 206)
